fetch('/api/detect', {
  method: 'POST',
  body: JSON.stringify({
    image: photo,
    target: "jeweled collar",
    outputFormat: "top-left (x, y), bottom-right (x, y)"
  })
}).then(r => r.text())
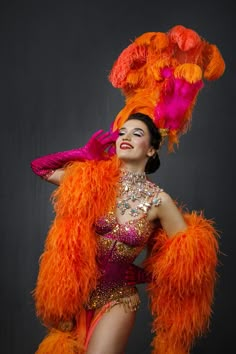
top-left (116, 168), bottom-right (155, 216)
top-left (119, 168), bottom-right (146, 184)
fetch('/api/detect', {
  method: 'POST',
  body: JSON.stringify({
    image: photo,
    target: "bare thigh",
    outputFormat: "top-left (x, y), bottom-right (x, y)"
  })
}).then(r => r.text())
top-left (86, 304), bottom-right (137, 354)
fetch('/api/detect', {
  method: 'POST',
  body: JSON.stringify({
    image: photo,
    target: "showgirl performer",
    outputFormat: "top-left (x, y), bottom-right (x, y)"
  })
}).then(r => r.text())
top-left (30, 25), bottom-right (225, 354)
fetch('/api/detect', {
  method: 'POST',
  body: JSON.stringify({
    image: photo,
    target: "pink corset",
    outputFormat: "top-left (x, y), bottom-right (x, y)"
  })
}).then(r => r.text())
top-left (95, 211), bottom-right (153, 247)
top-left (95, 211), bottom-right (155, 263)
top-left (85, 212), bottom-right (155, 310)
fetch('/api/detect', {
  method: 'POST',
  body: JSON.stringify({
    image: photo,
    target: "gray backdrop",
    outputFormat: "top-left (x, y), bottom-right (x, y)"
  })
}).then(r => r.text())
top-left (1, 0), bottom-right (235, 353)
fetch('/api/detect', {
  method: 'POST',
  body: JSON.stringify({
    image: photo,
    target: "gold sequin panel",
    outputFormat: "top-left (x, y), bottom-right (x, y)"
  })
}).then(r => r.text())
top-left (86, 284), bottom-right (140, 311)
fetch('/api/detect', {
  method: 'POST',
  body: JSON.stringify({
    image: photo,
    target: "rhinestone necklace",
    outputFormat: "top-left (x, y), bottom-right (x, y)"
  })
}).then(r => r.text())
top-left (116, 169), bottom-right (162, 217)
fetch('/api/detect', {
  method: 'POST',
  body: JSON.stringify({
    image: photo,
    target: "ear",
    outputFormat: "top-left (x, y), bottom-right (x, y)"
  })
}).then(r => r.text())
top-left (147, 146), bottom-right (156, 158)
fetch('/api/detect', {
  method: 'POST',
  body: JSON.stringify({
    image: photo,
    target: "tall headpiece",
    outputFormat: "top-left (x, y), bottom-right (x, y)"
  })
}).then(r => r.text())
top-left (109, 25), bottom-right (225, 151)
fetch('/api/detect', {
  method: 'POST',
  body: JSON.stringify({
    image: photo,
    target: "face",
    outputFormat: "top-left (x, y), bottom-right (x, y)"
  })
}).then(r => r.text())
top-left (116, 119), bottom-right (155, 164)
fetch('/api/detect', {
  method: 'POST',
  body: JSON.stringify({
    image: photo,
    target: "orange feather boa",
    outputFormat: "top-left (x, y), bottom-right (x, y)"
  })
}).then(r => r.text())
top-left (33, 158), bottom-right (219, 353)
top-left (145, 212), bottom-right (219, 353)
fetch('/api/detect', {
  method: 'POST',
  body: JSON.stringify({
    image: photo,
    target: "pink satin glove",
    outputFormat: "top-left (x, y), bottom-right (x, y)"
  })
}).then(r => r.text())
top-left (79, 129), bottom-right (118, 159)
top-left (125, 264), bottom-right (151, 286)
top-left (30, 129), bottom-right (118, 179)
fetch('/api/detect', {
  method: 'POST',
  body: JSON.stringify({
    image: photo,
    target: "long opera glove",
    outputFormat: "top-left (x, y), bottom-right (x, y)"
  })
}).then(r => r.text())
top-left (30, 129), bottom-right (118, 179)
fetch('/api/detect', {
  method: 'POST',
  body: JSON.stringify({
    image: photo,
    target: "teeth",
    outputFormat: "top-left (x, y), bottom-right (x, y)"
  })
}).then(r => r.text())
top-left (121, 144), bottom-right (132, 148)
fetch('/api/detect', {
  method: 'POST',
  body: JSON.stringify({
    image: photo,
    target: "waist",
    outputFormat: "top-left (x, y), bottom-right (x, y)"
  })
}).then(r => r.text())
top-left (97, 237), bottom-right (143, 264)
top-left (85, 260), bottom-right (137, 310)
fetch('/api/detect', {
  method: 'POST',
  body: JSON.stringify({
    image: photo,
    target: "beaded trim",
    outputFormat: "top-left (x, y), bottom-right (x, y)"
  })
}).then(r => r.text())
top-left (85, 285), bottom-right (140, 312)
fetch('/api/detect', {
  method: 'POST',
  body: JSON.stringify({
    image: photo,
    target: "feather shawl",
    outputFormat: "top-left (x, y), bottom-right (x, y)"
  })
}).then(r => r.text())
top-left (34, 158), bottom-right (219, 353)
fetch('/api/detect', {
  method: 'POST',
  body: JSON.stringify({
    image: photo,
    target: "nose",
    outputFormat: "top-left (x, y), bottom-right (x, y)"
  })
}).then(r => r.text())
top-left (122, 132), bottom-right (131, 141)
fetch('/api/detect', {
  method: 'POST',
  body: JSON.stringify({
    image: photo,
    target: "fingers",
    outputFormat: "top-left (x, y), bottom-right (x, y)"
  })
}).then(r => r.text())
top-left (107, 145), bottom-right (116, 155)
top-left (90, 130), bottom-right (116, 142)
top-left (99, 130), bottom-right (119, 144)
top-left (126, 281), bottom-right (136, 286)
top-left (99, 135), bottom-right (115, 145)
top-left (125, 270), bottom-right (135, 278)
top-left (109, 129), bottom-right (119, 139)
top-left (125, 267), bottom-right (136, 281)
top-left (102, 130), bottom-right (119, 141)
top-left (88, 129), bottom-right (118, 157)
top-left (89, 129), bottom-right (107, 141)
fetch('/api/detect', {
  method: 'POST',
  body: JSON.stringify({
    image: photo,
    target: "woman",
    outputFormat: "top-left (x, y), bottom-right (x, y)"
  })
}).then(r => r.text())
top-left (31, 112), bottom-right (218, 354)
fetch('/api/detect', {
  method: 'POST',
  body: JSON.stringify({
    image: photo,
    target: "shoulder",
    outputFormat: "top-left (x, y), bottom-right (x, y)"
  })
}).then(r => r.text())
top-left (159, 191), bottom-right (176, 206)
top-left (148, 185), bottom-right (180, 220)
top-left (146, 179), bottom-right (174, 203)
top-left (146, 180), bottom-right (172, 206)
top-left (146, 179), bottom-right (163, 194)
top-left (153, 191), bottom-right (187, 236)
top-left (157, 190), bottom-right (180, 216)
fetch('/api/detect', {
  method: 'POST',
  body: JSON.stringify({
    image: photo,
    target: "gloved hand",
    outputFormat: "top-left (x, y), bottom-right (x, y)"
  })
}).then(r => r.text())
top-left (125, 263), bottom-right (151, 286)
top-left (77, 129), bottom-right (118, 159)
top-left (30, 129), bottom-right (118, 179)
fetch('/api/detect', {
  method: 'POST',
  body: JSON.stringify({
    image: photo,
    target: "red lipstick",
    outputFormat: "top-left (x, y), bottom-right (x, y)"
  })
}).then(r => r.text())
top-left (120, 142), bottom-right (133, 149)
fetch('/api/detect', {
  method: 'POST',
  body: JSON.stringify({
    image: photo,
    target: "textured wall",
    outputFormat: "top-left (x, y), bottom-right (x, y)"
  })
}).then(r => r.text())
top-left (0, 0), bottom-right (234, 353)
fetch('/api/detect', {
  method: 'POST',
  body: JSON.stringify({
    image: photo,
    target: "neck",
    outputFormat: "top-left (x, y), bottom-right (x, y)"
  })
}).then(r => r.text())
top-left (120, 161), bottom-right (146, 174)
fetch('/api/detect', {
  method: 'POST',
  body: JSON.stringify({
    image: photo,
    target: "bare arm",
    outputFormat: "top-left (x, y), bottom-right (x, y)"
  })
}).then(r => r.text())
top-left (151, 191), bottom-right (187, 237)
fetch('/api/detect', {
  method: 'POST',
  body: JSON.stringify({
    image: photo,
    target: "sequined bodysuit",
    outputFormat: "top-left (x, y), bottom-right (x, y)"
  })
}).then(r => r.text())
top-left (86, 210), bottom-right (156, 310)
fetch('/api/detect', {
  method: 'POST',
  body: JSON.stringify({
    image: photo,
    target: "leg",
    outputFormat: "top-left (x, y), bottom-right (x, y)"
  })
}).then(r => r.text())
top-left (86, 304), bottom-right (137, 354)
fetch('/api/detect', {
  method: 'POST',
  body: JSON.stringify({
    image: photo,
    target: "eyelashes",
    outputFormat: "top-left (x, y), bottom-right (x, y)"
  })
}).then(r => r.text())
top-left (118, 131), bottom-right (143, 137)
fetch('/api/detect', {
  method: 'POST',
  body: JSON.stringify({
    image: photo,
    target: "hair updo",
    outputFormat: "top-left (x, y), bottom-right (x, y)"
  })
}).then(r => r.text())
top-left (126, 112), bottom-right (162, 174)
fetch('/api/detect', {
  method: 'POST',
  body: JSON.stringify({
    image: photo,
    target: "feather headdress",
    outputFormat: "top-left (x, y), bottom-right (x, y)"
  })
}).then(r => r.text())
top-left (109, 25), bottom-right (225, 151)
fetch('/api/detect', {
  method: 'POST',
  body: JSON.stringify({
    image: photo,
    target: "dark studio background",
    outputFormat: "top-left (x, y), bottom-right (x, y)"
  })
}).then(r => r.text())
top-left (0, 0), bottom-right (235, 353)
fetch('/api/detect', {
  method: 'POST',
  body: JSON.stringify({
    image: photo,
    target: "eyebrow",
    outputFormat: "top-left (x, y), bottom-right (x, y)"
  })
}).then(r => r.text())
top-left (119, 127), bottom-right (145, 134)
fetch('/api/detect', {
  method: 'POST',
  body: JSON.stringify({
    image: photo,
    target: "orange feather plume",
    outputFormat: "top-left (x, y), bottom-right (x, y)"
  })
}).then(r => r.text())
top-left (109, 25), bottom-right (225, 151)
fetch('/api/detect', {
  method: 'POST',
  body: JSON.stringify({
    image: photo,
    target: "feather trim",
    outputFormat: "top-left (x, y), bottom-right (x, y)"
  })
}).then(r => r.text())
top-left (144, 212), bottom-right (219, 354)
top-left (203, 44), bottom-right (226, 80)
top-left (109, 25), bottom-right (225, 151)
top-left (35, 330), bottom-right (82, 354)
top-left (33, 157), bottom-right (120, 327)
top-left (108, 42), bottom-right (147, 88)
top-left (35, 300), bottom-right (89, 353)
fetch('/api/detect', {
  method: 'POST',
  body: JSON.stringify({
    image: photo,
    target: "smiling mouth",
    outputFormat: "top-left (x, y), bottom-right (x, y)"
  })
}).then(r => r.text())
top-left (120, 142), bottom-right (133, 149)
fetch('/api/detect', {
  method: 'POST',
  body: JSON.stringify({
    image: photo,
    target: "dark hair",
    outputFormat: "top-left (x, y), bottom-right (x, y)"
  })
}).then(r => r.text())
top-left (127, 112), bottom-right (162, 174)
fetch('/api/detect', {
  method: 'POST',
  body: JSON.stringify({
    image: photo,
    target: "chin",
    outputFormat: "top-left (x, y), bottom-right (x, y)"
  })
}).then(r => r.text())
top-left (116, 149), bottom-right (133, 159)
